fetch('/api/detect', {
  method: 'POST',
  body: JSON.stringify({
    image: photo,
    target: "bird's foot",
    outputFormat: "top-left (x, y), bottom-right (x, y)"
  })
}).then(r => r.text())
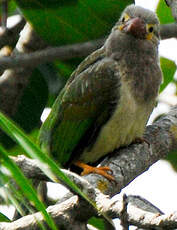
top-left (74, 161), bottom-right (115, 181)
top-left (133, 137), bottom-right (150, 147)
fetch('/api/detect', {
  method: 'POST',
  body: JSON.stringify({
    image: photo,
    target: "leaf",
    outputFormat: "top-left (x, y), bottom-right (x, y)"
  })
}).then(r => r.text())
top-left (8, 1), bottom-right (17, 14)
top-left (14, 0), bottom-right (134, 45)
top-left (156, 0), bottom-right (175, 24)
top-left (88, 217), bottom-right (106, 230)
top-left (160, 57), bottom-right (176, 92)
top-left (14, 0), bottom-right (78, 8)
top-left (0, 169), bottom-right (29, 217)
top-left (0, 111), bottom-right (77, 185)
top-left (0, 111), bottom-right (113, 225)
top-left (166, 150), bottom-right (177, 172)
top-left (13, 69), bottom-right (48, 133)
top-left (0, 212), bottom-right (10, 222)
top-left (0, 145), bottom-right (58, 230)
top-left (0, 113), bottom-right (92, 201)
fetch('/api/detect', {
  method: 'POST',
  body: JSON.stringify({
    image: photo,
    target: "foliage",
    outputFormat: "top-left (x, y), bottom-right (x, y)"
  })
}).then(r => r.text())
top-left (160, 57), bottom-right (176, 92)
top-left (156, 0), bottom-right (175, 24)
top-left (0, 0), bottom-right (176, 229)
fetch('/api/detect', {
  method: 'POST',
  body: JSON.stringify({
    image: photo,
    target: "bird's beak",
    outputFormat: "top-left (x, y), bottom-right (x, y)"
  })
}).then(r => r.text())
top-left (119, 17), bottom-right (146, 39)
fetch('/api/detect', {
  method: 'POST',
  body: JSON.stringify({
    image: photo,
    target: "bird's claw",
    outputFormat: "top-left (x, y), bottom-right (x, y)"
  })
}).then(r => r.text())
top-left (74, 161), bottom-right (115, 181)
top-left (81, 165), bottom-right (115, 181)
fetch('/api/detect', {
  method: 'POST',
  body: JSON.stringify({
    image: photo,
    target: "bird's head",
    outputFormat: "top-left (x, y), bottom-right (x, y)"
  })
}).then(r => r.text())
top-left (116, 4), bottom-right (160, 42)
top-left (105, 5), bottom-right (160, 55)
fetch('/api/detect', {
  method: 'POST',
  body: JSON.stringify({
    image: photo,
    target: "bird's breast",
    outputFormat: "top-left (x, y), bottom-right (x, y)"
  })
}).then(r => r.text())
top-left (79, 79), bottom-right (154, 163)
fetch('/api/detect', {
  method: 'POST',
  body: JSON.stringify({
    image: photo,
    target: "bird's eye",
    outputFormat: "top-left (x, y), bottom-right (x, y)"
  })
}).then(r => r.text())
top-left (121, 13), bottom-right (130, 23)
top-left (146, 24), bottom-right (155, 33)
top-left (145, 24), bottom-right (155, 40)
top-left (148, 26), bottom-right (154, 33)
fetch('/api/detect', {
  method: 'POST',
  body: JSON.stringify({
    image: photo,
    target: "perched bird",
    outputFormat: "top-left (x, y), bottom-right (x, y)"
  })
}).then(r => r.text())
top-left (38, 4), bottom-right (162, 181)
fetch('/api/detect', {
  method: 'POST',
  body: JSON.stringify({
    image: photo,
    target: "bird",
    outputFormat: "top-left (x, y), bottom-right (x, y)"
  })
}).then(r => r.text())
top-left (38, 4), bottom-right (162, 181)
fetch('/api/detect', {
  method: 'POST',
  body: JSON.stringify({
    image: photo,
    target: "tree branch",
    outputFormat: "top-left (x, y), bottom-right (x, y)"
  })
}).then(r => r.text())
top-left (0, 38), bottom-right (104, 71)
top-left (0, 196), bottom-right (90, 230)
top-left (160, 23), bottom-right (177, 39)
top-left (83, 105), bottom-right (177, 196)
top-left (0, 23), bottom-right (176, 71)
top-left (0, 189), bottom-right (177, 230)
top-left (1, 105), bottom-right (176, 229)
top-left (11, 105), bottom-right (177, 197)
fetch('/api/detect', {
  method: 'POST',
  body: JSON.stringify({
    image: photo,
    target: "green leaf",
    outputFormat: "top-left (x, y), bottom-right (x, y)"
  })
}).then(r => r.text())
top-left (0, 111), bottom-right (76, 185)
top-left (0, 212), bottom-right (10, 222)
top-left (0, 111), bottom-right (113, 226)
top-left (0, 170), bottom-right (29, 217)
top-left (14, 0), bottom-right (134, 45)
top-left (0, 145), bottom-right (58, 230)
top-left (0, 170), bottom-right (24, 214)
top-left (156, 0), bottom-right (175, 24)
top-left (13, 68), bottom-right (48, 133)
top-left (14, 0), bottom-right (78, 8)
top-left (166, 150), bottom-right (177, 172)
top-left (88, 217), bottom-right (106, 230)
top-left (160, 57), bottom-right (176, 92)
top-left (8, 1), bottom-right (17, 14)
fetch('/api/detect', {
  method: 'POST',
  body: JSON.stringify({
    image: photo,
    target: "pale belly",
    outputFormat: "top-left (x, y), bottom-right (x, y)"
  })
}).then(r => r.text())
top-left (79, 83), bottom-right (154, 163)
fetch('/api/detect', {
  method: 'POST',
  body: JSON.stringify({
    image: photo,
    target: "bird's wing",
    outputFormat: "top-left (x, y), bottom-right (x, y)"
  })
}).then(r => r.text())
top-left (66, 46), bottom-right (106, 85)
top-left (38, 56), bottom-right (121, 166)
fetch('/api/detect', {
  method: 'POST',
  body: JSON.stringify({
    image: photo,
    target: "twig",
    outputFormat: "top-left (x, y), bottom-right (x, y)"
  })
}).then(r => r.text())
top-left (120, 194), bottom-right (129, 230)
top-left (127, 195), bottom-right (164, 215)
top-left (0, 22), bottom-right (177, 71)
top-left (0, 191), bottom-right (177, 229)
top-left (0, 196), bottom-right (90, 230)
top-left (0, 38), bottom-right (104, 71)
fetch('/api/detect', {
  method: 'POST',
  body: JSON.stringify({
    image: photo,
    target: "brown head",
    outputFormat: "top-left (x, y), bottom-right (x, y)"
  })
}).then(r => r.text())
top-left (105, 4), bottom-right (160, 56)
top-left (105, 5), bottom-right (162, 103)
top-left (118, 5), bottom-right (160, 40)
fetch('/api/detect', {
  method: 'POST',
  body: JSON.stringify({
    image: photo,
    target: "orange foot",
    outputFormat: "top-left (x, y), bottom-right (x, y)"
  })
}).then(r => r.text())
top-left (74, 161), bottom-right (115, 181)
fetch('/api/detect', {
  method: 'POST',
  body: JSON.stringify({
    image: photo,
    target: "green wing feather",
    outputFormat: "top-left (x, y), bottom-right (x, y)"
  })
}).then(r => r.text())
top-left (38, 48), bottom-right (120, 166)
